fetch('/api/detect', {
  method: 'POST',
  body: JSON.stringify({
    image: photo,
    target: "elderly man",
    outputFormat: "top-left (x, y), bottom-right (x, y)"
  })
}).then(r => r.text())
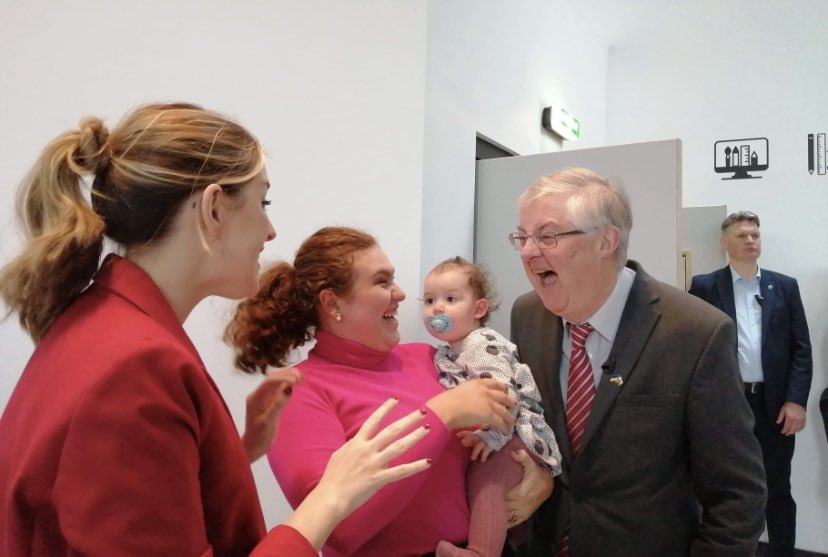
top-left (690, 211), bottom-right (812, 557)
top-left (509, 168), bottom-right (766, 557)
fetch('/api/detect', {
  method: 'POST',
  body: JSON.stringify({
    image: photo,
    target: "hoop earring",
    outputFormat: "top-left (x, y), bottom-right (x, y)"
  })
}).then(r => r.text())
top-left (335, 312), bottom-right (342, 323)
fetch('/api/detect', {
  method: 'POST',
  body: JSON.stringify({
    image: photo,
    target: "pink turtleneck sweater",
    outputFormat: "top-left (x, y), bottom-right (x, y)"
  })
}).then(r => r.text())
top-left (268, 331), bottom-right (470, 557)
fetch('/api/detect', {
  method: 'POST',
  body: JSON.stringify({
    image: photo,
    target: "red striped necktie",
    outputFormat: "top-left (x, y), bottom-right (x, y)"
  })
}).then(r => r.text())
top-left (555, 322), bottom-right (595, 557)
top-left (565, 321), bottom-right (595, 457)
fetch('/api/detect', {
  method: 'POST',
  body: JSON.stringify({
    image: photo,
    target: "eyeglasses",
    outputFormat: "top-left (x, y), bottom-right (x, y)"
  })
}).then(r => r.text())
top-left (508, 229), bottom-right (586, 250)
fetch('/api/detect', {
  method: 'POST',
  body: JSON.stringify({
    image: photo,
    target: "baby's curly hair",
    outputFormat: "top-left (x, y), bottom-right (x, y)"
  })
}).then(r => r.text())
top-left (428, 256), bottom-right (499, 326)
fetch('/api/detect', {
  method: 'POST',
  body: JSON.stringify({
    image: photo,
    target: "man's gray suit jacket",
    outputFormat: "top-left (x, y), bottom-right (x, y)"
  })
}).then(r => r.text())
top-left (511, 261), bottom-right (766, 557)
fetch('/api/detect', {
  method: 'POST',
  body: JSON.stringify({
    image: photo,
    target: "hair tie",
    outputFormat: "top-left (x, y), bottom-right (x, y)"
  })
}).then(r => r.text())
top-left (74, 117), bottom-right (111, 174)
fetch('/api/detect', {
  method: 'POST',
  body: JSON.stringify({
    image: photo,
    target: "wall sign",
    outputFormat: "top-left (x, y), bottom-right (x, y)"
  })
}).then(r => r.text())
top-left (713, 137), bottom-right (769, 180)
top-left (808, 133), bottom-right (825, 175)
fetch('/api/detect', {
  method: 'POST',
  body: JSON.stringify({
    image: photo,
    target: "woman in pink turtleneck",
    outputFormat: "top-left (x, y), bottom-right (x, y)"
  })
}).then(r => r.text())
top-left (226, 226), bottom-right (554, 557)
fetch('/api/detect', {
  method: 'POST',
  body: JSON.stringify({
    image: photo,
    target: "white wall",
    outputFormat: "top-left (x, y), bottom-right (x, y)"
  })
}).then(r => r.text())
top-left (605, 2), bottom-right (828, 551)
top-left (0, 0), bottom-right (428, 528)
top-left (420, 1), bottom-right (610, 330)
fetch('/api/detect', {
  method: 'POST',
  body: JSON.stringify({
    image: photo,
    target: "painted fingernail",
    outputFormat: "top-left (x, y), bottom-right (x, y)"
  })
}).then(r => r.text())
top-left (420, 408), bottom-right (428, 415)
top-left (426, 458), bottom-right (433, 465)
top-left (392, 395), bottom-right (399, 400)
top-left (423, 424), bottom-right (431, 430)
top-left (284, 386), bottom-right (292, 396)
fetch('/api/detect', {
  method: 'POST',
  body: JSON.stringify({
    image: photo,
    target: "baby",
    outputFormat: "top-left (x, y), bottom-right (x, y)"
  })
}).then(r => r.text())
top-left (422, 256), bottom-right (561, 557)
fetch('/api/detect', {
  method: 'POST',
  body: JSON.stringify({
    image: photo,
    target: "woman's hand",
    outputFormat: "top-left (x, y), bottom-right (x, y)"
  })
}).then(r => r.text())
top-left (283, 398), bottom-right (432, 550)
top-left (426, 378), bottom-right (517, 433)
top-left (503, 449), bottom-right (554, 527)
top-left (242, 367), bottom-right (302, 463)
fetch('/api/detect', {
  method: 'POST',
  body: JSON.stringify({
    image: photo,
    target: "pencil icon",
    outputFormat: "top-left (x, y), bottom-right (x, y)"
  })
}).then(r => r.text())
top-left (809, 134), bottom-right (814, 174)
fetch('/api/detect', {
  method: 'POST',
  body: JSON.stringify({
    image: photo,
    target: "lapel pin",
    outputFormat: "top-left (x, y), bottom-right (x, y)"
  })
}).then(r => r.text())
top-left (601, 356), bottom-right (623, 386)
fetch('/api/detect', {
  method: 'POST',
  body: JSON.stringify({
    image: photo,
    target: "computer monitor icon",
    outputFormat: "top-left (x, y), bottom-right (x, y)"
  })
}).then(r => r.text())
top-left (713, 137), bottom-right (769, 180)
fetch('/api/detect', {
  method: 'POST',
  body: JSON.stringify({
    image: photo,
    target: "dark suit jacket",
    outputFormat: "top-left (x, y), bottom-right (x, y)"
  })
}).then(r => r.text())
top-left (689, 266), bottom-right (812, 420)
top-left (511, 262), bottom-right (766, 557)
top-left (820, 387), bottom-right (828, 444)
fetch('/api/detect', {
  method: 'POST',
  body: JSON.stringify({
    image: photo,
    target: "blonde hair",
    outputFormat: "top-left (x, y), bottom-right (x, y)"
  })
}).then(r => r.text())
top-left (721, 211), bottom-right (760, 232)
top-left (518, 167), bottom-right (633, 269)
top-left (1, 102), bottom-right (264, 342)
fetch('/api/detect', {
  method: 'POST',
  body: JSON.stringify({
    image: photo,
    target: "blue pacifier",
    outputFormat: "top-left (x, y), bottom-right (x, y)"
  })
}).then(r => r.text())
top-left (427, 314), bottom-right (454, 333)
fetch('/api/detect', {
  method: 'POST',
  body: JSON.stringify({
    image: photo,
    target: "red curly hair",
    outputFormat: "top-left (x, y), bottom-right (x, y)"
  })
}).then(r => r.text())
top-left (225, 226), bottom-right (376, 373)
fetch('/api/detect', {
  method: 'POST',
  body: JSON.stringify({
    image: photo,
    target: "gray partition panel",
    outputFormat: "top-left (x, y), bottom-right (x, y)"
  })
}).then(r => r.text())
top-left (682, 205), bottom-right (728, 283)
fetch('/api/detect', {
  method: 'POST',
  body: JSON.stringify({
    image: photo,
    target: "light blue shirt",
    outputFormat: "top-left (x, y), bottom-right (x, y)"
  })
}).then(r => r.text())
top-left (730, 265), bottom-right (763, 382)
top-left (560, 266), bottom-right (636, 402)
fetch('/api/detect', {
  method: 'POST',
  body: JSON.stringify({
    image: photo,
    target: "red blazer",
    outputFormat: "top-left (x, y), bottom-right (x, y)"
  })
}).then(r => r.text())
top-left (0, 255), bottom-right (314, 557)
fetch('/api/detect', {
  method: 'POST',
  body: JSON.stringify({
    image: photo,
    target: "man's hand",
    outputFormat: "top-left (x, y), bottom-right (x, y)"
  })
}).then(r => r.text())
top-left (503, 449), bottom-right (554, 527)
top-left (777, 401), bottom-right (806, 435)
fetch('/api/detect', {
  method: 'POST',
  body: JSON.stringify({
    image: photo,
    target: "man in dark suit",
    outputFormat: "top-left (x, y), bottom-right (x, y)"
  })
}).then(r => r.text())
top-left (509, 168), bottom-right (766, 557)
top-left (821, 387), bottom-right (828, 444)
top-left (689, 211), bottom-right (812, 557)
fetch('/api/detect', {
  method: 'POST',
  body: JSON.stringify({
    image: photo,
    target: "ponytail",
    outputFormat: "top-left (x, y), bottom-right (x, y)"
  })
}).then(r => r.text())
top-left (0, 118), bottom-right (108, 342)
top-left (225, 261), bottom-right (320, 373)
top-left (226, 226), bottom-right (377, 373)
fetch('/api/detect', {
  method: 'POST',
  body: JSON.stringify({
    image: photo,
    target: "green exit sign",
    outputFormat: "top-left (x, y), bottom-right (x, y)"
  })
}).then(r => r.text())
top-left (542, 106), bottom-right (581, 141)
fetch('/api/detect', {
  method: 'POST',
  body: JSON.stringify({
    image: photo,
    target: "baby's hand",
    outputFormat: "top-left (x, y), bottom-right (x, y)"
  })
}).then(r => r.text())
top-left (457, 430), bottom-right (495, 462)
